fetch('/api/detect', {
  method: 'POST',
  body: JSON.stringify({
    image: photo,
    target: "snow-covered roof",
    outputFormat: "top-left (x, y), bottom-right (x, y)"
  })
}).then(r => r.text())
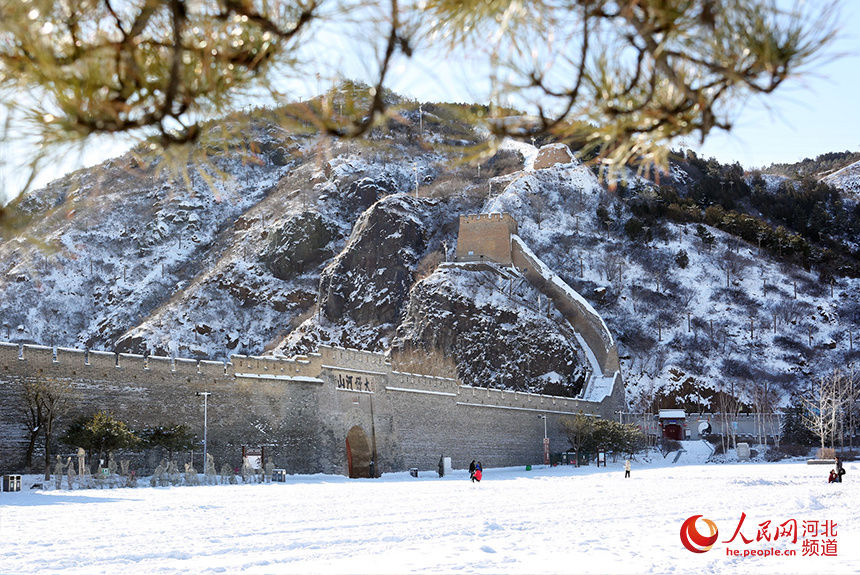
top-left (658, 409), bottom-right (686, 419)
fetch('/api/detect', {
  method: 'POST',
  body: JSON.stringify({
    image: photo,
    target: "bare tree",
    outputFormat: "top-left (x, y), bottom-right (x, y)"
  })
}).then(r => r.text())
top-left (750, 379), bottom-right (776, 446)
top-left (527, 193), bottom-right (547, 230)
top-left (20, 377), bottom-right (74, 479)
top-left (717, 381), bottom-right (743, 453)
top-left (802, 368), bottom-right (860, 454)
top-left (598, 252), bottom-right (623, 282)
top-left (20, 380), bottom-right (44, 472)
top-left (561, 412), bottom-right (595, 465)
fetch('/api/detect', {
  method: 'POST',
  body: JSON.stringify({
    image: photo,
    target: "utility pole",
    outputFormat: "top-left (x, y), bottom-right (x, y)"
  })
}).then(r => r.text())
top-left (196, 392), bottom-right (211, 468)
top-left (538, 414), bottom-right (548, 465)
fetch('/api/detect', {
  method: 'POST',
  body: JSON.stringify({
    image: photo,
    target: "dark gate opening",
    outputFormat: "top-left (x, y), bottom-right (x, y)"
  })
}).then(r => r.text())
top-left (663, 424), bottom-right (683, 440)
top-left (346, 426), bottom-right (372, 478)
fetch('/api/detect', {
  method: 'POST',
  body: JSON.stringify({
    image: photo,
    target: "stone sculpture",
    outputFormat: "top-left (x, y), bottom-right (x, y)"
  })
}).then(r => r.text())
top-left (66, 456), bottom-right (76, 490)
top-left (204, 453), bottom-right (217, 485)
top-left (151, 460), bottom-right (166, 487)
top-left (219, 462), bottom-right (231, 485)
top-left (241, 460), bottom-right (254, 484)
top-left (167, 460), bottom-right (181, 485)
top-left (54, 455), bottom-right (65, 489)
top-left (184, 462), bottom-right (199, 486)
top-left (264, 458), bottom-right (274, 483)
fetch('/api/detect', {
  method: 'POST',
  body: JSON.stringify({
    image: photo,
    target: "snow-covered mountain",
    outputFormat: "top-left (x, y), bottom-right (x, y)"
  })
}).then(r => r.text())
top-left (1, 103), bottom-right (857, 411)
top-left (823, 159), bottom-right (860, 198)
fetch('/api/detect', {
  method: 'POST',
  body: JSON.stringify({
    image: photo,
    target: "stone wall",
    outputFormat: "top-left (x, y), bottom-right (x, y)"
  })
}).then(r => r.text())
top-left (511, 235), bottom-right (620, 376)
top-left (0, 341), bottom-right (621, 477)
top-left (454, 213), bottom-right (620, 379)
top-left (455, 213), bottom-right (518, 265)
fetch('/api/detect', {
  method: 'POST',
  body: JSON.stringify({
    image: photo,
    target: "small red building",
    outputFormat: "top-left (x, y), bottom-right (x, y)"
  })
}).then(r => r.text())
top-left (658, 409), bottom-right (686, 440)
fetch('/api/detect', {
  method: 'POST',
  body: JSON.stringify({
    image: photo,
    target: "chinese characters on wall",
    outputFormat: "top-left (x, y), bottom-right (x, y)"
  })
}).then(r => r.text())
top-left (336, 373), bottom-right (373, 392)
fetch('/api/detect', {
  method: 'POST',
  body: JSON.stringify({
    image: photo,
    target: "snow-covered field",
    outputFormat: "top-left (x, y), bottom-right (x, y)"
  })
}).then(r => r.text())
top-left (1, 457), bottom-right (857, 574)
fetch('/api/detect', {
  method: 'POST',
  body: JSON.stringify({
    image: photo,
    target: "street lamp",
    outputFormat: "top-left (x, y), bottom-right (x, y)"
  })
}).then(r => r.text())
top-left (196, 392), bottom-right (211, 467)
top-left (538, 414), bottom-right (549, 465)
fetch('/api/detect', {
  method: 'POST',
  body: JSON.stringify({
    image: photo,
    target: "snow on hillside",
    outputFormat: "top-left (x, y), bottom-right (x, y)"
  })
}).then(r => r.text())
top-left (482, 159), bottom-right (859, 408)
top-left (499, 137), bottom-right (539, 171)
top-left (752, 173), bottom-right (792, 194)
top-left (1, 112), bottom-right (857, 408)
top-left (822, 159), bottom-right (860, 198)
top-left (0, 146), bottom-right (290, 354)
top-left (116, 153), bottom-right (430, 358)
top-left (1, 460), bottom-right (856, 574)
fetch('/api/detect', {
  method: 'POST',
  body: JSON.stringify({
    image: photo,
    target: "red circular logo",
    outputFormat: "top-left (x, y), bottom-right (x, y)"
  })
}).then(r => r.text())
top-left (680, 515), bottom-right (719, 553)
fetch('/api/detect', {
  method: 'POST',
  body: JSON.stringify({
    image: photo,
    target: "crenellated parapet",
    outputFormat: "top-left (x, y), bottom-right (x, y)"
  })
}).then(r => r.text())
top-left (319, 345), bottom-right (389, 372)
top-left (388, 370), bottom-right (459, 396)
top-left (457, 384), bottom-right (600, 417)
top-left (510, 235), bottom-right (619, 377)
top-left (452, 213), bottom-right (622, 394)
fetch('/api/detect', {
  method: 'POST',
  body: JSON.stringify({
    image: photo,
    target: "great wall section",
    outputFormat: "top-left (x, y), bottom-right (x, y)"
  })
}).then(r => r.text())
top-left (454, 212), bottom-right (623, 402)
top-left (0, 204), bottom-right (626, 477)
top-left (0, 341), bottom-right (623, 476)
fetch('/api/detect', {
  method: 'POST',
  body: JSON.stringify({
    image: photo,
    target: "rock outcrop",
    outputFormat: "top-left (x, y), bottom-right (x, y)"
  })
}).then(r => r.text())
top-left (262, 211), bottom-right (339, 280)
top-left (320, 194), bottom-right (433, 326)
top-left (393, 264), bottom-right (588, 396)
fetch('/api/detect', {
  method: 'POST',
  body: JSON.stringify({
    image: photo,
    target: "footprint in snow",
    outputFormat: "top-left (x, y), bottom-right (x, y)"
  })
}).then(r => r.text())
top-left (481, 545), bottom-right (497, 554)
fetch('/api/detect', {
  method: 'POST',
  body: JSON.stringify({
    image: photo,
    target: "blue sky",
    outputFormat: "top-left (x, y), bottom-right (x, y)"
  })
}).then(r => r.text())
top-left (693, 0), bottom-right (860, 168)
top-left (387, 1), bottom-right (860, 170)
top-left (2, 2), bottom-right (859, 203)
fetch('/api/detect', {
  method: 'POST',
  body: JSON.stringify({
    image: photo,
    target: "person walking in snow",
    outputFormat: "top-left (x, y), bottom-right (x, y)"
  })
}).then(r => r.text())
top-left (624, 459), bottom-right (631, 478)
top-left (469, 460), bottom-right (476, 481)
top-left (835, 457), bottom-right (845, 483)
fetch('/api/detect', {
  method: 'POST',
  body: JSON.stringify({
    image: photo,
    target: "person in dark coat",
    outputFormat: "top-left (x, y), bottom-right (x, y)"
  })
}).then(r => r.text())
top-left (469, 460), bottom-right (476, 480)
top-left (835, 457), bottom-right (845, 483)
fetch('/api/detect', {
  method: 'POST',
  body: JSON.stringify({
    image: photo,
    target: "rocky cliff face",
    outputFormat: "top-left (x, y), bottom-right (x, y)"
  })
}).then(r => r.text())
top-left (393, 265), bottom-right (588, 396)
top-left (284, 189), bottom-right (482, 352)
top-left (321, 194), bottom-right (433, 327)
top-left (279, 187), bottom-right (589, 395)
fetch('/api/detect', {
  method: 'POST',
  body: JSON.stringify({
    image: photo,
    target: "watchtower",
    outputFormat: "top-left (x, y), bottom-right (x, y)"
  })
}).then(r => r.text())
top-left (455, 213), bottom-right (518, 265)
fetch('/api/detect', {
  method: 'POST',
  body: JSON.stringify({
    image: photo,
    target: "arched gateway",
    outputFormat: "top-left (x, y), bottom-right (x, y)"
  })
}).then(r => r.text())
top-left (346, 426), bottom-right (373, 478)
